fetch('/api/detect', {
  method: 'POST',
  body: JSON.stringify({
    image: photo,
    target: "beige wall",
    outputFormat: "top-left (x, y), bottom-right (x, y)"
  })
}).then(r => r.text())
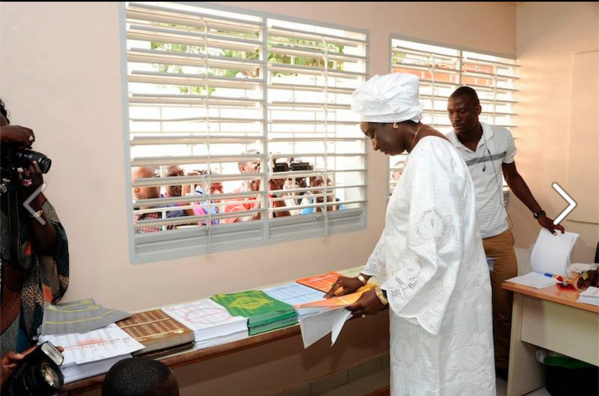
top-left (0, 2), bottom-right (516, 395)
top-left (513, 2), bottom-right (599, 263)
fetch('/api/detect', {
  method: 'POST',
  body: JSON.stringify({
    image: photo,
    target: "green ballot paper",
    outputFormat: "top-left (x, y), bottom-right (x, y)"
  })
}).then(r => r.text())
top-left (211, 290), bottom-right (297, 335)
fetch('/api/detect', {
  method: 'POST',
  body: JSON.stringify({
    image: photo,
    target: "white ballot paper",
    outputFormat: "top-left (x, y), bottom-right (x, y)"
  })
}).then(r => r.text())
top-left (578, 286), bottom-right (599, 306)
top-left (505, 271), bottom-right (559, 289)
top-left (530, 229), bottom-right (579, 277)
top-left (299, 308), bottom-right (352, 349)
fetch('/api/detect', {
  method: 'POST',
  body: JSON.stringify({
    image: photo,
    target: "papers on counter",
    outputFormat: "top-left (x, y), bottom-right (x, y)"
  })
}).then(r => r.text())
top-left (41, 299), bottom-right (131, 336)
top-left (162, 299), bottom-right (248, 347)
top-left (506, 272), bottom-right (560, 289)
top-left (578, 286), bottom-right (599, 306)
top-left (38, 323), bottom-right (144, 384)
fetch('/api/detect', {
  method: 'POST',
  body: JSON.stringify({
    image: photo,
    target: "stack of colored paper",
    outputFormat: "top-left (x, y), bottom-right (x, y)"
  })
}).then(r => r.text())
top-left (211, 290), bottom-right (297, 335)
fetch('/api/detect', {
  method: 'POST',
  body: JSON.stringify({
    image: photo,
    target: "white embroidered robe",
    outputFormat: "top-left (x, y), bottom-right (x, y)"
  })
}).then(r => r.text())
top-left (363, 136), bottom-right (495, 396)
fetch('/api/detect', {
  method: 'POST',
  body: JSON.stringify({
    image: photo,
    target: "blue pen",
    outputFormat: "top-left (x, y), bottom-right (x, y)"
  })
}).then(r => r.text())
top-left (544, 273), bottom-right (573, 285)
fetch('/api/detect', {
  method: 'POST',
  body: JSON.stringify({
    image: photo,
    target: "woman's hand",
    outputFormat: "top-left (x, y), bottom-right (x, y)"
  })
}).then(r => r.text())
top-left (0, 125), bottom-right (35, 148)
top-left (325, 275), bottom-right (363, 298)
top-left (346, 288), bottom-right (385, 319)
top-left (17, 161), bottom-right (44, 207)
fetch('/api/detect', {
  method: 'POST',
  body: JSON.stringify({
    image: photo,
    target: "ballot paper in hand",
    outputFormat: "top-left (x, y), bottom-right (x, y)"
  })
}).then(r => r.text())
top-left (530, 229), bottom-right (579, 277)
top-left (298, 308), bottom-right (352, 349)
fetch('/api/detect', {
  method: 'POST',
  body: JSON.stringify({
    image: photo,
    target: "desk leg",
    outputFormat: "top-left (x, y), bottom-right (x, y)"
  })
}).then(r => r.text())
top-left (507, 293), bottom-right (544, 396)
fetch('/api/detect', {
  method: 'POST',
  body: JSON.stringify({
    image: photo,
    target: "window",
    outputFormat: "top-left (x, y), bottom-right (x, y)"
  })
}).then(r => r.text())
top-left (388, 38), bottom-right (518, 196)
top-left (124, 2), bottom-right (368, 261)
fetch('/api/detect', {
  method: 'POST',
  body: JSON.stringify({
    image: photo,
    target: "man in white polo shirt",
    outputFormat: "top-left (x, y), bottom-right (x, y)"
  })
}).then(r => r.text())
top-left (445, 86), bottom-right (565, 378)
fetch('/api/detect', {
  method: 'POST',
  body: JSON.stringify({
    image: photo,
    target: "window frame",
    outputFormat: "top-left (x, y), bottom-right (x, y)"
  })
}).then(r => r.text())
top-left (387, 35), bottom-right (518, 197)
top-left (120, 2), bottom-right (370, 264)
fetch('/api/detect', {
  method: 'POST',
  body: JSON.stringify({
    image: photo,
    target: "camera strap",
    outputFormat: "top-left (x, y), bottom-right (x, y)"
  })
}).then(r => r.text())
top-left (7, 187), bottom-right (22, 269)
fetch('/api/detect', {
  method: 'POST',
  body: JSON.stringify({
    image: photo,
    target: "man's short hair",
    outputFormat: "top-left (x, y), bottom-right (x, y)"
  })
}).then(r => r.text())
top-left (102, 358), bottom-right (179, 396)
top-left (450, 86), bottom-right (480, 105)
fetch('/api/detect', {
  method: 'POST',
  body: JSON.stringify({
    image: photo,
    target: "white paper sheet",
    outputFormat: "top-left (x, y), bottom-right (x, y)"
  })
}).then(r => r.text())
top-left (530, 229), bottom-right (579, 277)
top-left (162, 299), bottom-right (248, 342)
top-left (298, 308), bottom-right (352, 349)
top-left (505, 272), bottom-right (559, 289)
top-left (262, 283), bottom-right (325, 306)
top-left (39, 323), bottom-right (144, 366)
top-left (578, 286), bottom-right (599, 306)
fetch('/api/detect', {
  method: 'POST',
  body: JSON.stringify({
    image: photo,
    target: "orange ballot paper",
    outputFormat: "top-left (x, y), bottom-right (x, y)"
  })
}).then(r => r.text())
top-left (295, 272), bottom-right (342, 293)
top-left (296, 272), bottom-right (375, 295)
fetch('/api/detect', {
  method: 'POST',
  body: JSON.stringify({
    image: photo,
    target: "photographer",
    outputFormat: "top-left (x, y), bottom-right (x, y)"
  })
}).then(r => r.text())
top-left (0, 99), bottom-right (69, 388)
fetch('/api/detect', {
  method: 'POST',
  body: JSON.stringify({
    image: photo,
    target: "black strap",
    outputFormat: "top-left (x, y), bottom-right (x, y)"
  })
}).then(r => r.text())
top-left (7, 180), bottom-right (22, 269)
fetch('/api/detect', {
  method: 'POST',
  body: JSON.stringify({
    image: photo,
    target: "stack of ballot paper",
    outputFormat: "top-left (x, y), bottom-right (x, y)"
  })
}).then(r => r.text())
top-left (578, 286), bottom-right (599, 306)
top-left (505, 272), bottom-right (560, 289)
top-left (262, 282), bottom-right (325, 308)
top-left (295, 271), bottom-right (374, 295)
top-left (38, 323), bottom-right (144, 384)
top-left (507, 229), bottom-right (579, 288)
top-left (211, 290), bottom-right (297, 336)
top-left (41, 299), bottom-right (131, 336)
top-left (162, 299), bottom-right (248, 349)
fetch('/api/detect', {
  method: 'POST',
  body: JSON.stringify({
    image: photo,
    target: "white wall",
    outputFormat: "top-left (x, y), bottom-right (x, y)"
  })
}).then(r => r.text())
top-left (513, 2), bottom-right (599, 262)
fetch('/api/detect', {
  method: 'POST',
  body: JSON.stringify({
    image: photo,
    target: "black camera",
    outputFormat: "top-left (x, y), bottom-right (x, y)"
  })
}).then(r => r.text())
top-left (1, 144), bottom-right (52, 174)
top-left (272, 161), bottom-right (289, 173)
top-left (4, 341), bottom-right (64, 396)
top-left (290, 161), bottom-right (312, 172)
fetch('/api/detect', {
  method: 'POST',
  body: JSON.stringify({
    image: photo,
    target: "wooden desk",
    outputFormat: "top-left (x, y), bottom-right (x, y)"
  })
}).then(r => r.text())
top-left (503, 282), bottom-right (599, 396)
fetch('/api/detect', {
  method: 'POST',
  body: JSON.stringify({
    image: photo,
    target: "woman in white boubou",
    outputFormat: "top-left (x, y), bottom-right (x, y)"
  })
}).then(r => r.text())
top-left (326, 73), bottom-right (495, 396)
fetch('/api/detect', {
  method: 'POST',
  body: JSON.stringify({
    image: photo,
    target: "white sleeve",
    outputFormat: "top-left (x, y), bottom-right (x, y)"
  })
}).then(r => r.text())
top-left (382, 149), bottom-right (465, 335)
top-left (362, 231), bottom-right (386, 280)
top-left (503, 128), bottom-right (517, 163)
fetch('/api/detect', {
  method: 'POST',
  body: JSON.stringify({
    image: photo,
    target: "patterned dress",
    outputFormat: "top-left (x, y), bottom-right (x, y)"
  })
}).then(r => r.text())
top-left (362, 137), bottom-right (495, 395)
top-left (1, 198), bottom-right (69, 355)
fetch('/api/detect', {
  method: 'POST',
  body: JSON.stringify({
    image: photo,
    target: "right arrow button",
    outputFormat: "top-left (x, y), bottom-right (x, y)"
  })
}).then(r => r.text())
top-left (552, 182), bottom-right (577, 225)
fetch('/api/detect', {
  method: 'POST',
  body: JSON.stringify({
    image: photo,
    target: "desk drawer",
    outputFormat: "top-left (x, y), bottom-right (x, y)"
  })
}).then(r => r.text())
top-left (521, 296), bottom-right (598, 366)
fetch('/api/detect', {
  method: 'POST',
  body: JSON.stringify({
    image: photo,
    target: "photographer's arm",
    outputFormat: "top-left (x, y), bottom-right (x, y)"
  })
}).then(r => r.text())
top-left (0, 125), bottom-right (35, 148)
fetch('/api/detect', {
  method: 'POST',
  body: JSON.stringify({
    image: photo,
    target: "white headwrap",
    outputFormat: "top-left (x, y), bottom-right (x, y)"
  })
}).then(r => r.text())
top-left (351, 73), bottom-right (423, 123)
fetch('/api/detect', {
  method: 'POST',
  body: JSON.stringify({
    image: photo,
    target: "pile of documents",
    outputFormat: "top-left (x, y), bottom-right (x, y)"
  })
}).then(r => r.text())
top-left (39, 324), bottom-right (144, 384)
top-left (577, 286), bottom-right (599, 306)
top-left (211, 290), bottom-right (297, 335)
top-left (262, 282), bottom-right (324, 313)
top-left (41, 299), bottom-right (131, 336)
top-left (162, 299), bottom-right (248, 348)
top-left (38, 299), bottom-right (137, 383)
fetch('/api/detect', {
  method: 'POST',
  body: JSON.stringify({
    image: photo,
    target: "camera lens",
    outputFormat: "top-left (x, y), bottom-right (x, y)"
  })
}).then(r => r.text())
top-left (41, 361), bottom-right (62, 389)
top-left (26, 361), bottom-right (63, 394)
top-left (14, 149), bottom-right (52, 174)
top-left (7, 360), bottom-right (63, 396)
